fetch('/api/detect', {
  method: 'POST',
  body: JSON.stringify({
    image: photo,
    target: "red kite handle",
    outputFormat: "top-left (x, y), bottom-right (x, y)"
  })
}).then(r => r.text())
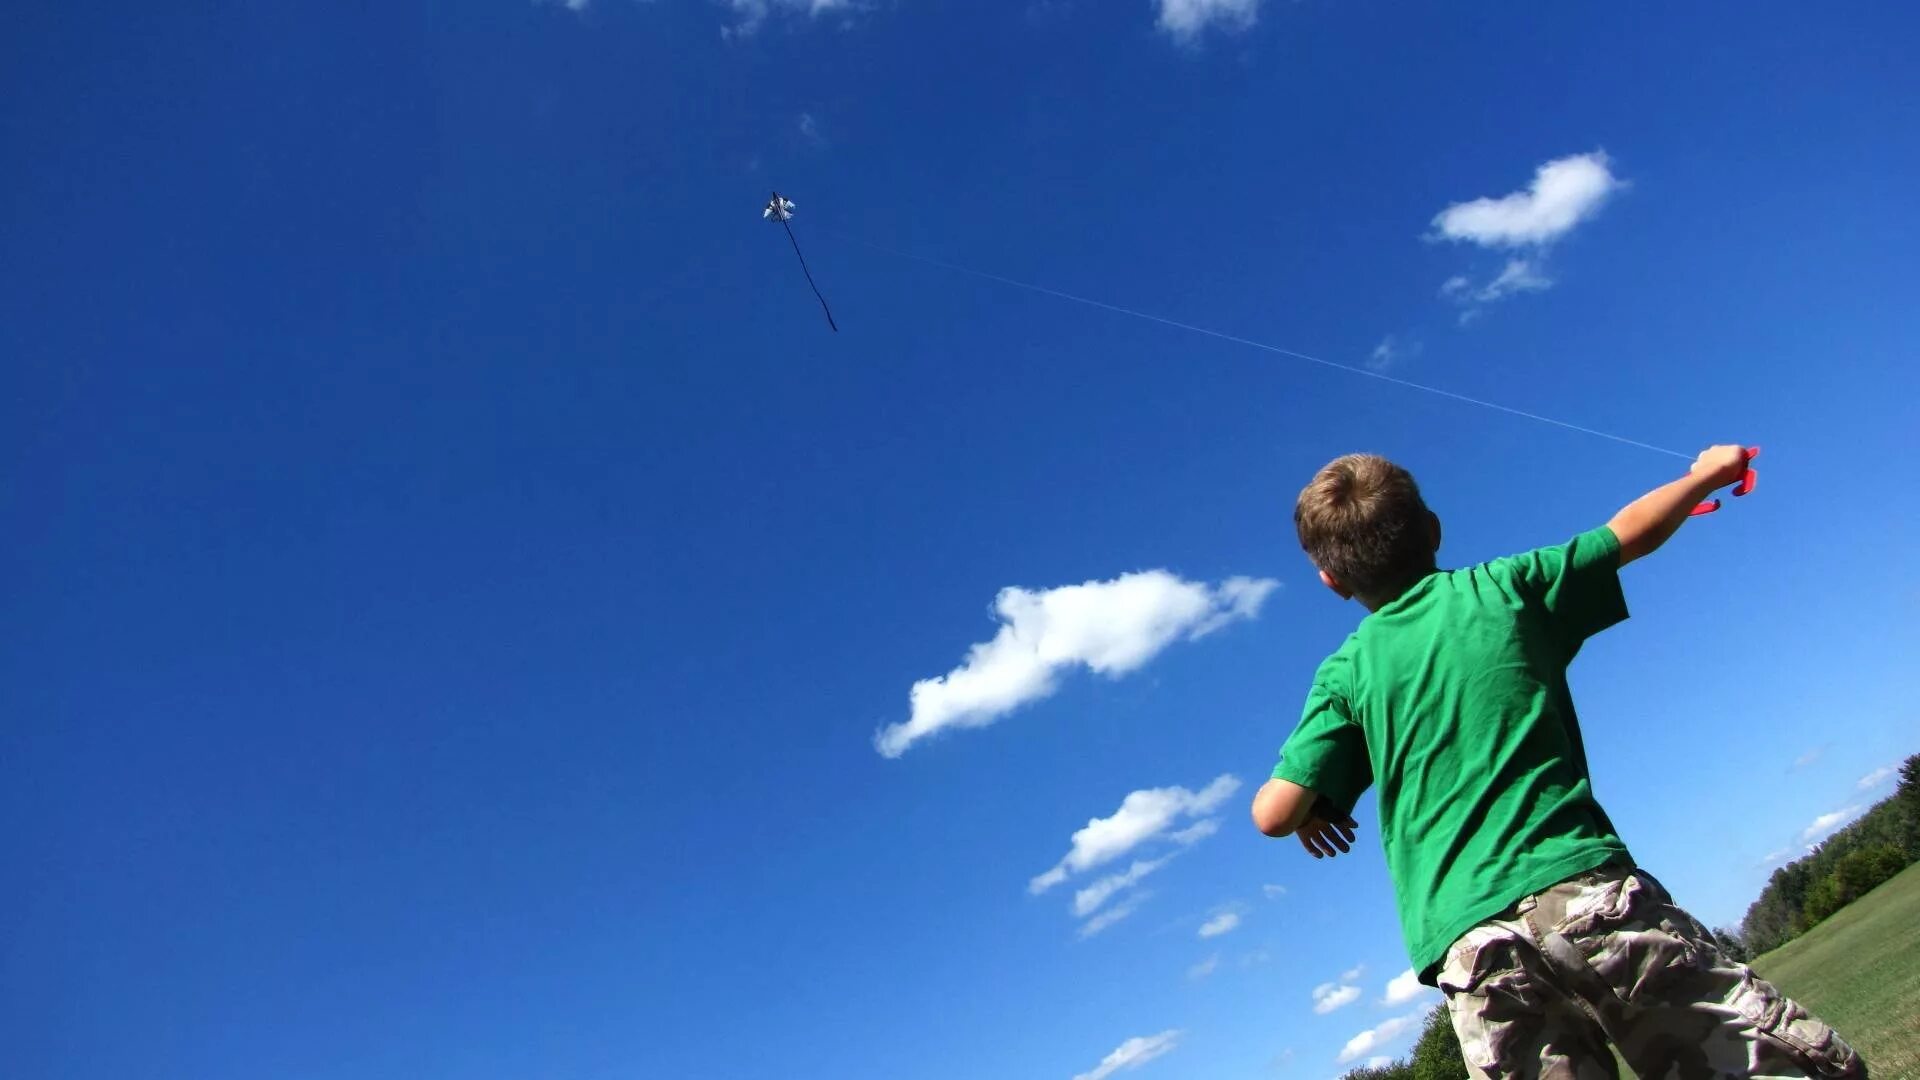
top-left (1732, 447), bottom-right (1760, 497)
top-left (1690, 446), bottom-right (1760, 518)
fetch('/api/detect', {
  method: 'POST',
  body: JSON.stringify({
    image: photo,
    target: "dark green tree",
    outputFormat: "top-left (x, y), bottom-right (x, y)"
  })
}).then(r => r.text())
top-left (1339, 1064), bottom-right (1411, 1080)
top-left (1407, 1005), bottom-right (1470, 1080)
top-left (1895, 753), bottom-right (1920, 858)
top-left (1800, 873), bottom-right (1843, 928)
top-left (1804, 842), bottom-right (1908, 925)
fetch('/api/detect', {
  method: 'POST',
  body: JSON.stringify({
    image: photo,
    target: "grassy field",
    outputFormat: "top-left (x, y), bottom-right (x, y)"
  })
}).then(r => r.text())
top-left (1752, 860), bottom-right (1920, 1079)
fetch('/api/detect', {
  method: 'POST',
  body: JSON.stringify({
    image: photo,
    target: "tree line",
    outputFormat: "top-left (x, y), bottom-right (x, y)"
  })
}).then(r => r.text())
top-left (1733, 752), bottom-right (1920, 956)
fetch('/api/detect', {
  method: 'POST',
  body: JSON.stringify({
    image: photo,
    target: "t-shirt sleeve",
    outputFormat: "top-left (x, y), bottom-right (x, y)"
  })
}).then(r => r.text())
top-left (1272, 667), bottom-right (1372, 815)
top-left (1487, 525), bottom-right (1630, 657)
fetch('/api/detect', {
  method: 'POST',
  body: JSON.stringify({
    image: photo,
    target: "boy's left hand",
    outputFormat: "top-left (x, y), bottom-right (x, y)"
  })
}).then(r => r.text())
top-left (1298, 811), bottom-right (1359, 859)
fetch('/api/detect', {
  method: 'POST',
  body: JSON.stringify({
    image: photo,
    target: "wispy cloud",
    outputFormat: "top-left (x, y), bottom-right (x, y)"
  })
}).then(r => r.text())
top-left (1462, 259), bottom-right (1552, 302)
top-left (1188, 952), bottom-right (1221, 981)
top-left (1367, 334), bottom-right (1422, 372)
top-left (1758, 847), bottom-right (1794, 868)
top-left (1240, 948), bottom-right (1272, 968)
top-left (1074, 856), bottom-right (1177, 917)
top-left (1431, 152), bottom-right (1623, 248)
top-left (1262, 883), bottom-right (1288, 900)
top-left (1440, 257), bottom-right (1554, 322)
top-left (876, 573), bottom-right (1277, 757)
top-left (797, 112), bottom-right (825, 147)
top-left (1155, 0), bottom-right (1260, 41)
top-left (1031, 775), bottom-right (1240, 894)
top-left (1078, 895), bottom-right (1148, 939)
top-left (1074, 1030), bottom-right (1184, 1080)
top-left (1366, 1057), bottom-right (1395, 1069)
top-left (1857, 764), bottom-right (1897, 790)
top-left (1802, 805), bottom-right (1865, 842)
top-left (1198, 910), bottom-right (1242, 938)
top-left (1312, 982), bottom-right (1361, 1014)
top-left (723, 0), bottom-right (857, 38)
top-left (1337, 1012), bottom-right (1425, 1063)
top-left (1340, 964), bottom-right (1366, 983)
top-left (536, 0), bottom-right (591, 10)
top-left (1169, 819), bottom-right (1220, 846)
top-left (1380, 968), bottom-right (1429, 1006)
top-left (1791, 746), bottom-right (1828, 772)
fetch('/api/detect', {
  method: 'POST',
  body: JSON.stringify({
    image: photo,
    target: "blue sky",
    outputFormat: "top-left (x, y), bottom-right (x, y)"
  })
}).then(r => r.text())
top-left (4, 2), bottom-right (1918, 1078)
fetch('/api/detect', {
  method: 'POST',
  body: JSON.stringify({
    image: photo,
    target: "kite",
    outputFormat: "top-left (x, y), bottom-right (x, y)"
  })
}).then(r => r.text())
top-left (764, 192), bottom-right (838, 332)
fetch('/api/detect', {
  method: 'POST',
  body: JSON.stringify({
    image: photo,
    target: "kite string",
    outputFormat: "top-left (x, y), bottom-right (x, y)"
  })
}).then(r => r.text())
top-left (820, 226), bottom-right (1694, 462)
top-left (784, 218), bottom-right (839, 332)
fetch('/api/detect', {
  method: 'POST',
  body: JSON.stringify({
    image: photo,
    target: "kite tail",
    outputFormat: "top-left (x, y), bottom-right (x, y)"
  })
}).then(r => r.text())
top-left (783, 219), bottom-right (839, 332)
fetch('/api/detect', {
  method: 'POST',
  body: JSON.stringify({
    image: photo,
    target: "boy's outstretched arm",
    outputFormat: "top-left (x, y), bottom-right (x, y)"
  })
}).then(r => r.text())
top-left (1252, 779), bottom-right (1358, 858)
top-left (1607, 444), bottom-right (1753, 565)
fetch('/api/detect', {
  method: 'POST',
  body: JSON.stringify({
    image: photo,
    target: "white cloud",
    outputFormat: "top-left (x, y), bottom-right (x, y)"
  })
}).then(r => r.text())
top-left (1791, 746), bottom-right (1827, 772)
top-left (1366, 1057), bottom-right (1395, 1069)
top-left (1188, 952), bottom-right (1221, 981)
top-left (876, 572), bottom-right (1277, 757)
top-left (1380, 968), bottom-right (1429, 1006)
top-left (1337, 1013), bottom-right (1425, 1063)
top-left (1857, 764), bottom-right (1897, 790)
top-left (1758, 847), bottom-right (1793, 868)
top-left (1802, 805), bottom-right (1865, 842)
top-left (797, 112), bottom-right (824, 146)
top-left (1155, 0), bottom-right (1260, 40)
top-left (1074, 1030), bottom-right (1183, 1080)
top-left (1428, 152), bottom-right (1620, 321)
top-left (1168, 819), bottom-right (1220, 846)
top-left (1262, 883), bottom-right (1288, 900)
top-left (1430, 152), bottom-right (1623, 248)
top-left (1078, 895), bottom-right (1148, 939)
top-left (1074, 856), bottom-right (1176, 917)
top-left (1366, 335), bottom-right (1421, 372)
top-left (1031, 775), bottom-right (1240, 893)
top-left (1240, 948), bottom-right (1272, 968)
top-left (1477, 258), bottom-right (1552, 300)
top-left (541, 0), bottom-right (590, 10)
top-left (1340, 964), bottom-right (1366, 983)
top-left (1441, 258), bottom-right (1554, 320)
top-left (1032, 867), bottom-right (1069, 894)
top-left (1198, 911), bottom-right (1242, 938)
top-left (723, 0), bottom-right (855, 37)
top-left (1312, 982), bottom-right (1361, 1014)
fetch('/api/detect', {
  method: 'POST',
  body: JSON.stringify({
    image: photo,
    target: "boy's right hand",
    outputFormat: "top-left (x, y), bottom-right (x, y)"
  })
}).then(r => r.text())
top-left (1691, 444), bottom-right (1752, 490)
top-left (1298, 810), bottom-right (1359, 860)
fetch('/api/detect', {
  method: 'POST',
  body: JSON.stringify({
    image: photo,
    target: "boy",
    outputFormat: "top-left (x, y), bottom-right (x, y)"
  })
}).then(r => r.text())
top-left (1249, 447), bottom-right (1864, 1079)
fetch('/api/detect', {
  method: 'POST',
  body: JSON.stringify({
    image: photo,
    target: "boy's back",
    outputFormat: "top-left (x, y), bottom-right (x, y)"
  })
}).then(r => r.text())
top-left (1278, 525), bottom-right (1632, 981)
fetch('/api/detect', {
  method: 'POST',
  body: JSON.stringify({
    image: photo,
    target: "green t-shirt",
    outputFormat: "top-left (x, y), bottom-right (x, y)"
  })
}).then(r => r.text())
top-left (1272, 525), bottom-right (1634, 983)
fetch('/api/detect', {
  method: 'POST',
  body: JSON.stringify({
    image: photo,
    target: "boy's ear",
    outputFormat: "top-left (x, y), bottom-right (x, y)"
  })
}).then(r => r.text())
top-left (1318, 568), bottom-right (1353, 600)
top-left (1427, 511), bottom-right (1443, 554)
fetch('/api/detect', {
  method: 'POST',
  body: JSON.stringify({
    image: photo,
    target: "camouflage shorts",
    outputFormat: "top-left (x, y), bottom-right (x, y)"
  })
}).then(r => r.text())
top-left (1437, 864), bottom-right (1865, 1079)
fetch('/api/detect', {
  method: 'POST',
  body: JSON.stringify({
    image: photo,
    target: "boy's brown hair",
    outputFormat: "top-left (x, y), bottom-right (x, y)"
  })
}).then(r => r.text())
top-left (1295, 454), bottom-right (1438, 601)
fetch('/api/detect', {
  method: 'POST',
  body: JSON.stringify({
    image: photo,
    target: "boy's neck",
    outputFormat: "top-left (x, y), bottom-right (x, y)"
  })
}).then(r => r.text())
top-left (1357, 568), bottom-right (1440, 612)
